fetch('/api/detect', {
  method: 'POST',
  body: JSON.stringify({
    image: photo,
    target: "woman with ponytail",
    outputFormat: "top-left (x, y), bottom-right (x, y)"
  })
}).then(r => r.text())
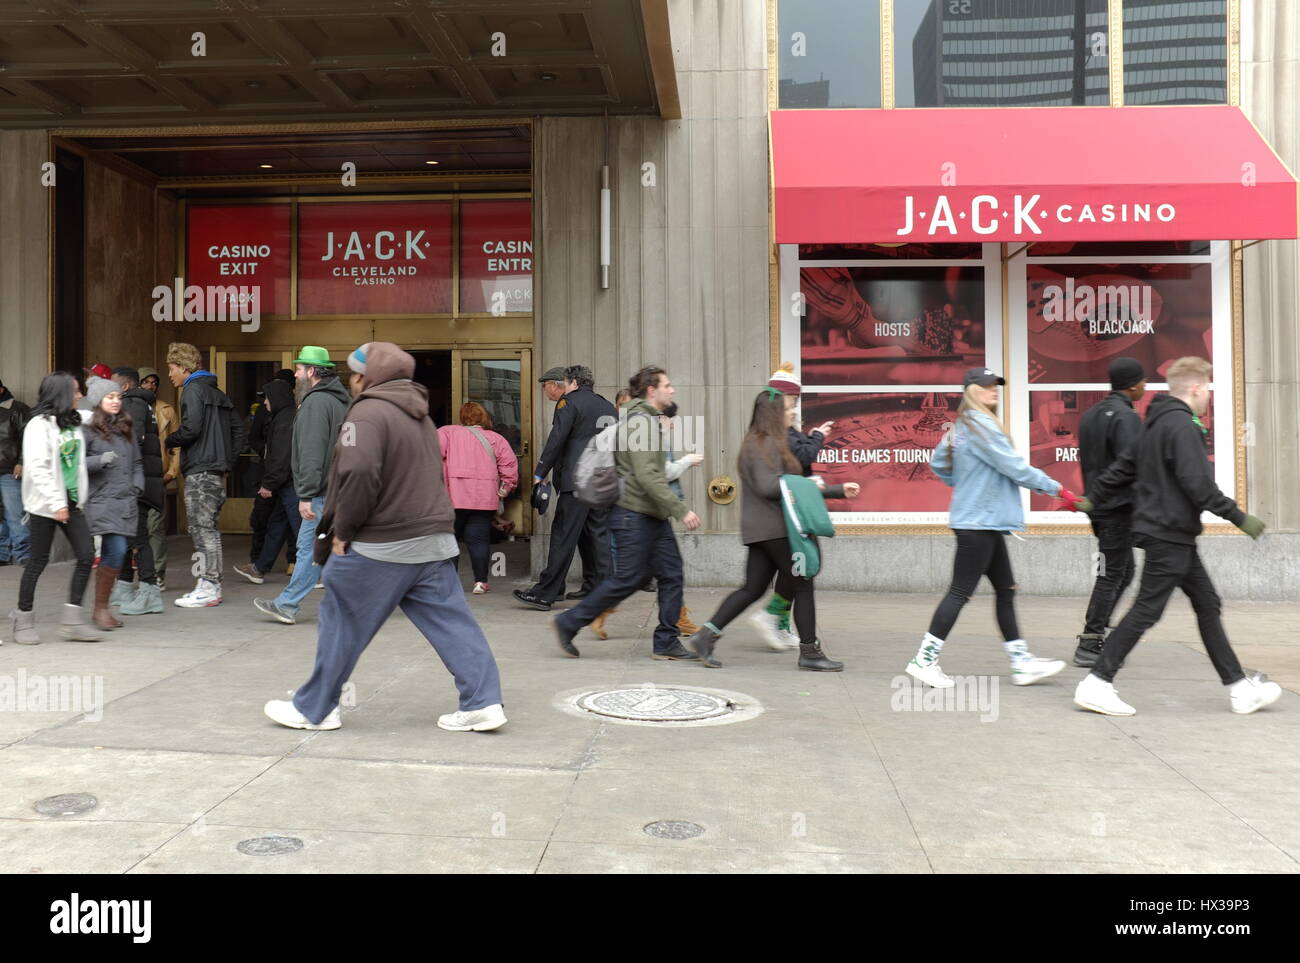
top-left (6, 373), bottom-right (100, 643)
top-left (686, 387), bottom-right (858, 671)
top-left (907, 368), bottom-right (1082, 689)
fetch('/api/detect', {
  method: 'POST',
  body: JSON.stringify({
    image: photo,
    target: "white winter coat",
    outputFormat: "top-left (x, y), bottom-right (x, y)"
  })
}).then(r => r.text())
top-left (21, 411), bottom-right (92, 520)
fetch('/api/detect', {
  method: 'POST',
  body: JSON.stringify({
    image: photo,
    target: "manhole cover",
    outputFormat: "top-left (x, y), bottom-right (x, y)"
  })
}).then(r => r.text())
top-left (236, 836), bottom-right (304, 856)
top-left (578, 687), bottom-right (732, 722)
top-left (644, 820), bottom-right (705, 840)
top-left (34, 793), bottom-right (98, 816)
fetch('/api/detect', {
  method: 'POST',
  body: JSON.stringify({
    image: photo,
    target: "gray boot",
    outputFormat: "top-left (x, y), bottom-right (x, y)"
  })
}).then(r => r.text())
top-left (59, 604), bottom-right (103, 643)
top-left (8, 608), bottom-right (41, 645)
top-left (119, 582), bottom-right (164, 616)
top-left (109, 579), bottom-right (137, 608)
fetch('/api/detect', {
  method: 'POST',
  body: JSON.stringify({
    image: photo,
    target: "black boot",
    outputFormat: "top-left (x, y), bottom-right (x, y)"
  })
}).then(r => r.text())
top-left (798, 640), bottom-right (843, 672)
top-left (687, 624), bottom-right (721, 668)
top-left (1073, 633), bottom-right (1104, 667)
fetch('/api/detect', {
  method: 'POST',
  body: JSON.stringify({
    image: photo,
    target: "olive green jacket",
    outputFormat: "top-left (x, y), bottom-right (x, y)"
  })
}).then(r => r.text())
top-left (614, 399), bottom-right (688, 521)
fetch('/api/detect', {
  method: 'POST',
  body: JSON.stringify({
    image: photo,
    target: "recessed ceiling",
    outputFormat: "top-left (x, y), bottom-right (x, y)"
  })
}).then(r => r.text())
top-left (0, 0), bottom-right (674, 128)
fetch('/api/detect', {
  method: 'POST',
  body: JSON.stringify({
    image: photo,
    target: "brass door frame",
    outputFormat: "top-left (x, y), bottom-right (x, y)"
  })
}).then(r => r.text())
top-left (454, 346), bottom-right (533, 536)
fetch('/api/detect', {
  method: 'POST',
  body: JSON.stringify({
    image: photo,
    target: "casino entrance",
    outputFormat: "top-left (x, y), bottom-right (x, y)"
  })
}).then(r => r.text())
top-left (50, 121), bottom-right (536, 536)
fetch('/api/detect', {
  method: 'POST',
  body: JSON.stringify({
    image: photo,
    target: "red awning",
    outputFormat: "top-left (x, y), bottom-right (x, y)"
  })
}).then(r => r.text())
top-left (772, 106), bottom-right (1299, 244)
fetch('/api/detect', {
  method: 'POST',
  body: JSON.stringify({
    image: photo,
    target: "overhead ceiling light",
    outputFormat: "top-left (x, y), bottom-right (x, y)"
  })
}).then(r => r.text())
top-left (539, 71), bottom-right (558, 82)
top-left (259, 164), bottom-right (273, 169)
top-left (245, 80), bottom-right (261, 89)
top-left (425, 160), bottom-right (440, 165)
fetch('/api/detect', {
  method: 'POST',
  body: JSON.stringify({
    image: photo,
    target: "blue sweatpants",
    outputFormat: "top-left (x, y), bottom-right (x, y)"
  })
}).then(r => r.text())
top-left (292, 549), bottom-right (504, 725)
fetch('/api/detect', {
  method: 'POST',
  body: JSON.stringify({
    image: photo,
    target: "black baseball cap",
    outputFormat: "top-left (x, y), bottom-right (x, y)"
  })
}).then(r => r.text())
top-left (963, 367), bottom-right (1006, 388)
top-left (538, 366), bottom-right (567, 383)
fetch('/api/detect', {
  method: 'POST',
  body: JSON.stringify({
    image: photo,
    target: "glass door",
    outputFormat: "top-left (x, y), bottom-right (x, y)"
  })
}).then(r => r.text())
top-left (209, 347), bottom-right (295, 533)
top-left (453, 348), bottom-right (532, 536)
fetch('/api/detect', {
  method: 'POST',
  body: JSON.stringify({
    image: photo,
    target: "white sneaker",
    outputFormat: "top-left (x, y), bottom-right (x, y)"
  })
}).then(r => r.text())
top-left (473, 582), bottom-right (489, 595)
top-left (749, 611), bottom-right (797, 651)
top-left (263, 699), bottom-right (341, 730)
top-left (1074, 673), bottom-right (1136, 716)
top-left (437, 703), bottom-right (507, 732)
top-left (1011, 657), bottom-right (1066, 686)
top-left (1230, 676), bottom-right (1282, 714)
top-left (906, 659), bottom-right (955, 689)
top-left (174, 579), bottom-right (222, 608)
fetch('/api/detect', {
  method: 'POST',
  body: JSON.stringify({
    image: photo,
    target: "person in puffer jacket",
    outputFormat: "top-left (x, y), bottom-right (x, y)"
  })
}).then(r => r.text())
top-left (906, 367), bottom-right (1077, 691)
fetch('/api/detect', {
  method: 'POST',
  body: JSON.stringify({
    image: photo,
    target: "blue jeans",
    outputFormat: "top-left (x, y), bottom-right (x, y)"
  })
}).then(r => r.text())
top-left (556, 506), bottom-right (685, 652)
top-left (292, 551), bottom-right (503, 725)
top-left (0, 473), bottom-right (28, 562)
top-left (99, 533), bottom-right (129, 570)
top-left (256, 485), bottom-right (300, 573)
top-left (273, 495), bottom-right (324, 616)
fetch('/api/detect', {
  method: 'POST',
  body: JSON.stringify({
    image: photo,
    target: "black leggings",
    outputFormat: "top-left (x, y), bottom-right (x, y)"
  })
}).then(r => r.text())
top-left (927, 529), bottom-right (1020, 641)
top-left (19, 507), bottom-right (95, 611)
top-left (708, 538), bottom-right (815, 644)
top-left (453, 508), bottom-right (495, 582)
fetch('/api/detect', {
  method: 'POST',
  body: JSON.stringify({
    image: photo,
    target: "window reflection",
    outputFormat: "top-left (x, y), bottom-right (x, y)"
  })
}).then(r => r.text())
top-left (896, 0), bottom-right (1108, 107)
top-left (778, 0), bottom-right (881, 108)
top-left (1123, 0), bottom-right (1227, 104)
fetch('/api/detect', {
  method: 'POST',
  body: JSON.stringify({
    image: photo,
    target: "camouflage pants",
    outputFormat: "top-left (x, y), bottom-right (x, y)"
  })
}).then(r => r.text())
top-left (184, 471), bottom-right (226, 583)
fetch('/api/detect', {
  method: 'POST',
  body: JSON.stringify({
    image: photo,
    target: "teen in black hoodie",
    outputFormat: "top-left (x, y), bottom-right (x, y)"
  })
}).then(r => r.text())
top-left (1074, 357), bottom-right (1277, 717)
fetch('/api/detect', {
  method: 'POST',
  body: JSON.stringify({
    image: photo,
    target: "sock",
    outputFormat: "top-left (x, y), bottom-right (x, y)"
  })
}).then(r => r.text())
top-left (913, 632), bottom-right (946, 667)
top-left (1003, 638), bottom-right (1031, 668)
top-left (766, 592), bottom-right (791, 632)
top-left (703, 621), bottom-right (722, 637)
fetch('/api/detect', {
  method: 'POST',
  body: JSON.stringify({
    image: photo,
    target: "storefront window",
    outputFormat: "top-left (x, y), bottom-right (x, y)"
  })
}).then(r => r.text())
top-left (896, 0), bottom-right (1108, 107)
top-left (779, 241), bottom-right (1234, 526)
top-left (777, 0), bottom-right (881, 108)
top-left (1123, 0), bottom-right (1227, 104)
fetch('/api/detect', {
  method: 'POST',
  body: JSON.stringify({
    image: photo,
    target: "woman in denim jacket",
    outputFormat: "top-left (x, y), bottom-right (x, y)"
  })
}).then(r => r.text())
top-left (906, 368), bottom-right (1083, 690)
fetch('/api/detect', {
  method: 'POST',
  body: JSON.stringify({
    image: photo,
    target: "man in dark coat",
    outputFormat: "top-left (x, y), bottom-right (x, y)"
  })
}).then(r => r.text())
top-left (1071, 357), bottom-right (1146, 667)
top-left (513, 364), bottom-right (618, 611)
top-left (235, 378), bottom-right (298, 584)
top-left (0, 378), bottom-right (31, 566)
top-left (247, 369), bottom-right (297, 571)
top-left (110, 367), bottom-right (165, 614)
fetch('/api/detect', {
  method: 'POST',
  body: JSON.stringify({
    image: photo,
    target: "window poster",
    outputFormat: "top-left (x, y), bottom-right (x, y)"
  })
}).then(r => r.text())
top-left (1027, 389), bottom-right (1216, 512)
top-left (802, 392), bottom-right (961, 515)
top-left (185, 203), bottom-right (291, 318)
top-left (800, 265), bottom-right (986, 386)
top-left (1026, 261), bottom-right (1213, 384)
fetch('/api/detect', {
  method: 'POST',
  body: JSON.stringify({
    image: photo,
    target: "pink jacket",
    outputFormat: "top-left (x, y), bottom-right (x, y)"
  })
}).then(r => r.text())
top-left (437, 424), bottom-right (519, 510)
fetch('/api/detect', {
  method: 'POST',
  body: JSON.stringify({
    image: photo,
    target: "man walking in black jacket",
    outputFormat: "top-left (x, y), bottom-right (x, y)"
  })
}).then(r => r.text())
top-left (1072, 357), bottom-right (1146, 667)
top-left (164, 342), bottom-right (246, 608)
top-left (514, 364), bottom-right (617, 611)
top-left (235, 378), bottom-right (297, 585)
top-left (0, 378), bottom-right (31, 566)
top-left (1075, 356), bottom-right (1279, 717)
top-left (247, 369), bottom-right (296, 573)
top-left (110, 367), bottom-right (166, 615)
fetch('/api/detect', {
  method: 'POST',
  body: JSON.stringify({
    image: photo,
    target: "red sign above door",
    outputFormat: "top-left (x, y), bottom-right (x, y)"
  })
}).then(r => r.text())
top-left (297, 200), bottom-right (453, 315)
top-left (460, 199), bottom-right (533, 313)
top-left (186, 204), bottom-right (291, 317)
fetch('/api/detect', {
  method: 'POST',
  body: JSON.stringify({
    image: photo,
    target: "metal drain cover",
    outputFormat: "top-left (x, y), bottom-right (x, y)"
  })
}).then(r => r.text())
top-left (236, 836), bottom-right (304, 856)
top-left (34, 793), bottom-right (98, 816)
top-left (645, 820), bottom-right (705, 840)
top-left (578, 687), bottom-right (733, 722)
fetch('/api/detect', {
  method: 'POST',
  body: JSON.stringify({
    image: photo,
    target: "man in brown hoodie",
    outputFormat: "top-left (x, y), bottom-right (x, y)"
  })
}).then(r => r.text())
top-left (263, 342), bottom-right (505, 732)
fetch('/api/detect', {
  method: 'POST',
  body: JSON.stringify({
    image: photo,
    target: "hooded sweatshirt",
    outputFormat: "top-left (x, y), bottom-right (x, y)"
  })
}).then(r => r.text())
top-left (1088, 393), bottom-right (1244, 545)
top-left (291, 374), bottom-right (351, 500)
top-left (259, 379), bottom-right (297, 493)
top-left (315, 343), bottom-right (455, 563)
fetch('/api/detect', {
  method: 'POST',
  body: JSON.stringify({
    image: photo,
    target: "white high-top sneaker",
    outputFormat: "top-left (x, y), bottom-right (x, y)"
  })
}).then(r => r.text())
top-left (1074, 673), bottom-right (1136, 716)
top-left (906, 659), bottom-right (955, 689)
top-left (749, 611), bottom-right (797, 651)
top-left (1229, 676), bottom-right (1282, 714)
top-left (1011, 657), bottom-right (1066, 686)
top-left (174, 579), bottom-right (222, 608)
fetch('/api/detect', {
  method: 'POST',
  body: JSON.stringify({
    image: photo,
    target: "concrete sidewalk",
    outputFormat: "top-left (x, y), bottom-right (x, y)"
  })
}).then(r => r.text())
top-left (1, 544), bottom-right (1297, 874)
